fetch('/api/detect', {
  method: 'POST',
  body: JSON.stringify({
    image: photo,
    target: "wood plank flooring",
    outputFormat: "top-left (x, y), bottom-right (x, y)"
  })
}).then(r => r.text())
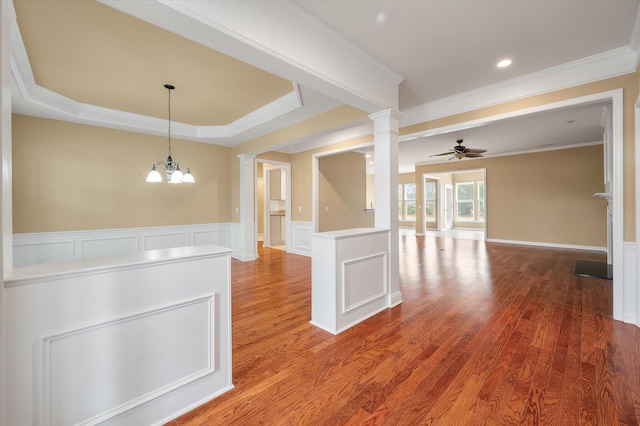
top-left (169, 235), bottom-right (640, 425)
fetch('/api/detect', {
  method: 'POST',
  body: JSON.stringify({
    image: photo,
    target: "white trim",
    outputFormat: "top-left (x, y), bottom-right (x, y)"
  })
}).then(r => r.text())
top-left (12, 223), bottom-right (239, 268)
top-left (635, 95), bottom-right (640, 327)
top-left (255, 158), bottom-right (292, 254)
top-left (610, 89), bottom-right (624, 322)
top-left (623, 242), bottom-right (637, 325)
top-left (486, 238), bottom-right (606, 253)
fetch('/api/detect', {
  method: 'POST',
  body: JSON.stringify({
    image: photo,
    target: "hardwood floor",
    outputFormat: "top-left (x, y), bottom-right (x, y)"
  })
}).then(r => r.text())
top-left (170, 235), bottom-right (640, 425)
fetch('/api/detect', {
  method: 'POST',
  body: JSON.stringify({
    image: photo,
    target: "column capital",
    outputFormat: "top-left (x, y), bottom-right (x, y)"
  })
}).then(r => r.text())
top-left (369, 108), bottom-right (403, 123)
top-left (237, 153), bottom-right (256, 166)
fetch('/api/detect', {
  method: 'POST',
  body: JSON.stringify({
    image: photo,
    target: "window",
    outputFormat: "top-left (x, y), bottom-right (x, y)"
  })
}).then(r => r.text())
top-left (425, 181), bottom-right (436, 222)
top-left (398, 183), bottom-right (416, 222)
top-left (478, 181), bottom-right (485, 221)
top-left (456, 182), bottom-right (474, 221)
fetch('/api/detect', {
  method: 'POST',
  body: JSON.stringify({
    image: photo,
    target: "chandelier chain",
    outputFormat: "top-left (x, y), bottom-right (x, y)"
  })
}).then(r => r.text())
top-left (167, 86), bottom-right (172, 157)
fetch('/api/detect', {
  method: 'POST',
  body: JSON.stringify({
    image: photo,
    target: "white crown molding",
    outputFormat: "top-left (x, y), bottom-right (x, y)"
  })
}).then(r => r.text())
top-left (401, 46), bottom-right (638, 128)
top-left (8, 3), bottom-right (303, 146)
top-left (274, 119), bottom-right (373, 155)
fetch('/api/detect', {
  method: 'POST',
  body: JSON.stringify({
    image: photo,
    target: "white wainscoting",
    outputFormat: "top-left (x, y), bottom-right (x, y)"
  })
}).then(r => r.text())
top-left (291, 221), bottom-right (312, 256)
top-left (13, 223), bottom-right (235, 268)
top-left (5, 245), bottom-right (233, 426)
top-left (42, 296), bottom-right (215, 426)
top-left (310, 228), bottom-right (391, 334)
top-left (342, 252), bottom-right (387, 313)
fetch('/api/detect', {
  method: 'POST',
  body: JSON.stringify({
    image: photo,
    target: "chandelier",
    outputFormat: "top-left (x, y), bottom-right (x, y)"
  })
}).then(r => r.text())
top-left (146, 84), bottom-right (195, 184)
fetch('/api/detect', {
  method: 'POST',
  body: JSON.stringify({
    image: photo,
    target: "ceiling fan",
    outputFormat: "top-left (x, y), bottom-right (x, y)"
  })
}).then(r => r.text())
top-left (430, 139), bottom-right (486, 160)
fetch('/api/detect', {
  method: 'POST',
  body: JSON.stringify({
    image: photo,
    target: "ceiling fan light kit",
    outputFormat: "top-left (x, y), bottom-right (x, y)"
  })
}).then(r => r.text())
top-left (146, 84), bottom-right (195, 184)
top-left (430, 139), bottom-right (487, 161)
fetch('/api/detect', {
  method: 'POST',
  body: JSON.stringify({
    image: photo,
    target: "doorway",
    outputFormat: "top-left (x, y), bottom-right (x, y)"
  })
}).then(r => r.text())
top-left (256, 160), bottom-right (291, 252)
top-left (423, 170), bottom-right (486, 240)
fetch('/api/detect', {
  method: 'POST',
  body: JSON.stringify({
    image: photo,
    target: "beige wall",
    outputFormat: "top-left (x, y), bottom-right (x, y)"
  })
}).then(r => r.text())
top-left (13, 114), bottom-right (231, 233)
top-left (318, 151), bottom-right (374, 231)
top-left (291, 136), bottom-right (373, 222)
top-left (257, 151), bottom-right (292, 163)
top-left (415, 145), bottom-right (606, 247)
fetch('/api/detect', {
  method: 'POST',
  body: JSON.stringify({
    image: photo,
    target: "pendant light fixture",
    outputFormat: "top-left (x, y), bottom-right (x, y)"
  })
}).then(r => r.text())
top-left (146, 84), bottom-right (195, 184)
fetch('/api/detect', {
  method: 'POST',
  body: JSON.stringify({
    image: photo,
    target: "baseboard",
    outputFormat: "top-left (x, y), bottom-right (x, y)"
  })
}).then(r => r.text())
top-left (389, 291), bottom-right (403, 308)
top-left (156, 385), bottom-right (235, 426)
top-left (485, 238), bottom-right (606, 252)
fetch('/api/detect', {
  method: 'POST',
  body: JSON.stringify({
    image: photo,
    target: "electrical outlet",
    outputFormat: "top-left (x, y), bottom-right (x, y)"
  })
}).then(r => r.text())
top-left (324, 206), bottom-right (329, 212)
top-left (298, 206), bottom-right (302, 213)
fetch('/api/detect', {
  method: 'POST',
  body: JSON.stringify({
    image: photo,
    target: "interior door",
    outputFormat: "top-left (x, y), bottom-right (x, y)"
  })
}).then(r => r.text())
top-left (444, 184), bottom-right (454, 230)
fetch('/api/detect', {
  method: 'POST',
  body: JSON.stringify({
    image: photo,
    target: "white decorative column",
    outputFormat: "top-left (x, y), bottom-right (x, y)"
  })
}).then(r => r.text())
top-left (0, 2), bottom-right (11, 425)
top-left (237, 154), bottom-right (257, 261)
top-left (370, 109), bottom-right (403, 307)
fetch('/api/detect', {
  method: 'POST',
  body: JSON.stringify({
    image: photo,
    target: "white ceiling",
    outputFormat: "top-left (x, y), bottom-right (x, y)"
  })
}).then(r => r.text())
top-left (8, 0), bottom-right (640, 171)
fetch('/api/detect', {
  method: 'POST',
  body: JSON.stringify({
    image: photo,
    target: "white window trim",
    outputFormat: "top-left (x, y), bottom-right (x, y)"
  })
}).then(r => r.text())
top-left (424, 181), bottom-right (437, 223)
top-left (477, 181), bottom-right (485, 222)
top-left (399, 183), bottom-right (417, 222)
top-left (455, 182), bottom-right (475, 222)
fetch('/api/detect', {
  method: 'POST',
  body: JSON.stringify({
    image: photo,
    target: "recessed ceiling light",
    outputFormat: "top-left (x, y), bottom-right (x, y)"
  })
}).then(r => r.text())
top-left (497, 59), bottom-right (512, 68)
top-left (365, 154), bottom-right (371, 158)
top-left (375, 12), bottom-right (388, 25)
top-left (369, 161), bottom-right (374, 165)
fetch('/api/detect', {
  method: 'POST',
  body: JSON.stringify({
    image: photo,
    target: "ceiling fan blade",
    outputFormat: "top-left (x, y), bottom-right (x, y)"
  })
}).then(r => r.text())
top-left (465, 148), bottom-right (487, 154)
top-left (430, 151), bottom-right (455, 157)
top-left (465, 153), bottom-right (484, 158)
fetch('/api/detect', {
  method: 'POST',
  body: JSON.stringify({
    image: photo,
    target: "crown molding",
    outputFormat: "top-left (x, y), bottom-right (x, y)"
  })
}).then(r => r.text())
top-left (273, 119), bottom-right (373, 155)
top-left (401, 46), bottom-right (638, 128)
top-left (8, 2), bottom-right (303, 146)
